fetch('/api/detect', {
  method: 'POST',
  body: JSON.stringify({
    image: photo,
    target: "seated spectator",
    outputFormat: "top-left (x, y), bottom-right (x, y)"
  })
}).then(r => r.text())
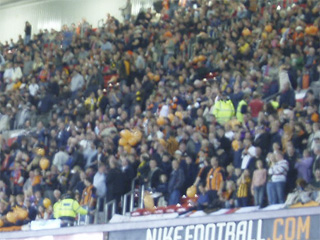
top-left (220, 180), bottom-right (237, 209)
top-left (310, 169), bottom-right (320, 190)
top-left (195, 183), bottom-right (209, 210)
top-left (285, 179), bottom-right (313, 206)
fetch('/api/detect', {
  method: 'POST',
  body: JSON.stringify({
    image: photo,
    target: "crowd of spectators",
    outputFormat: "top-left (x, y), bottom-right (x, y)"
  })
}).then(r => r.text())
top-left (0, 0), bottom-right (320, 226)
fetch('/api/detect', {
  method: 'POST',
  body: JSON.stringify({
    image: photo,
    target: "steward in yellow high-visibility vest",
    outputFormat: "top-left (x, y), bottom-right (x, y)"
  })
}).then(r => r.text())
top-left (212, 93), bottom-right (235, 124)
top-left (236, 95), bottom-right (250, 123)
top-left (53, 193), bottom-right (88, 225)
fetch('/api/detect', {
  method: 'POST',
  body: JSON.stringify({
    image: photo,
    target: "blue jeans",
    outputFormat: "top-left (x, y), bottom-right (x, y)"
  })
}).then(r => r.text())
top-left (236, 197), bottom-right (249, 207)
top-left (168, 189), bottom-right (181, 206)
top-left (274, 181), bottom-right (286, 204)
top-left (267, 182), bottom-right (275, 205)
top-left (24, 35), bottom-right (31, 45)
top-left (254, 185), bottom-right (265, 207)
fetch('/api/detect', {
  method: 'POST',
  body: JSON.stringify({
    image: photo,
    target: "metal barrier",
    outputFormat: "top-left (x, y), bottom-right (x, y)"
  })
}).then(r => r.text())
top-left (104, 199), bottom-right (117, 223)
top-left (262, 92), bottom-right (281, 103)
top-left (76, 206), bottom-right (90, 226)
top-left (94, 197), bottom-right (106, 224)
top-left (139, 184), bottom-right (145, 209)
top-left (121, 177), bottom-right (139, 215)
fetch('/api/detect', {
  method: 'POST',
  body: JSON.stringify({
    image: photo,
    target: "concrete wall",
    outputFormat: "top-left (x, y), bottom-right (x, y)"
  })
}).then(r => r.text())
top-left (0, 0), bottom-right (127, 43)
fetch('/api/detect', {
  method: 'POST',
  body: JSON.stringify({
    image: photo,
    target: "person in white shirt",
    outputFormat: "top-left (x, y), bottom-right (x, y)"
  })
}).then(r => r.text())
top-left (268, 151), bottom-right (289, 204)
top-left (12, 62), bottom-right (23, 82)
top-left (241, 139), bottom-right (256, 170)
top-left (3, 62), bottom-right (14, 89)
top-left (52, 147), bottom-right (70, 172)
top-left (70, 70), bottom-right (84, 96)
top-left (28, 77), bottom-right (39, 96)
top-left (93, 164), bottom-right (107, 199)
top-left (93, 164), bottom-right (107, 219)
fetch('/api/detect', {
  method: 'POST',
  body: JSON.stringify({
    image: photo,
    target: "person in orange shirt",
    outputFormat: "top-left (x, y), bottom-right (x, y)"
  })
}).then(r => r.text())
top-left (206, 157), bottom-right (224, 204)
top-left (80, 178), bottom-right (96, 209)
top-left (80, 178), bottom-right (96, 224)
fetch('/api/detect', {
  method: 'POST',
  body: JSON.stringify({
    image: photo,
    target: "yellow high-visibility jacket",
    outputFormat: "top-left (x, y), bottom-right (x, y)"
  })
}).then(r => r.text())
top-left (236, 99), bottom-right (248, 123)
top-left (53, 198), bottom-right (88, 219)
top-left (212, 99), bottom-right (235, 124)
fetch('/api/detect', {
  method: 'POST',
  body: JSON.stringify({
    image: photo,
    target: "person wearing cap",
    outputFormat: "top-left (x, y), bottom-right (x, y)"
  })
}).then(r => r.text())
top-left (212, 92), bottom-right (235, 124)
top-left (53, 192), bottom-right (88, 226)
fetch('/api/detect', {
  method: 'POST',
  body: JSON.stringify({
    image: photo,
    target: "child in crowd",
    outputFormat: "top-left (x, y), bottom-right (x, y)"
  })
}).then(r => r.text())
top-left (236, 169), bottom-right (251, 207)
top-left (251, 160), bottom-right (267, 207)
top-left (155, 174), bottom-right (168, 207)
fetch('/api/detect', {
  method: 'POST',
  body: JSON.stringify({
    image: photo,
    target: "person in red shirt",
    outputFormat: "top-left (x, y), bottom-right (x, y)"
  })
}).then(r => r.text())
top-left (249, 92), bottom-right (264, 121)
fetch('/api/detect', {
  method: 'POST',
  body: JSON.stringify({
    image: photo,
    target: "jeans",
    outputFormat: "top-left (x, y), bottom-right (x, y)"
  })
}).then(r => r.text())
top-left (267, 182), bottom-right (275, 205)
top-left (254, 185), bottom-right (265, 207)
top-left (168, 189), bottom-right (181, 206)
top-left (24, 35), bottom-right (31, 45)
top-left (274, 181), bottom-right (286, 204)
top-left (236, 197), bottom-right (249, 207)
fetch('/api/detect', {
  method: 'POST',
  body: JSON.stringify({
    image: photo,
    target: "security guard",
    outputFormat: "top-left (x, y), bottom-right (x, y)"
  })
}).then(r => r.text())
top-left (53, 193), bottom-right (88, 226)
top-left (212, 92), bottom-right (235, 124)
top-left (236, 95), bottom-right (250, 123)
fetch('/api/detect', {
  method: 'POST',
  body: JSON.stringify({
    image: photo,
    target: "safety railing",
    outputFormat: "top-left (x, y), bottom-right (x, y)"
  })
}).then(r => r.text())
top-left (76, 206), bottom-right (90, 226)
top-left (139, 184), bottom-right (145, 209)
top-left (94, 197), bottom-right (106, 224)
top-left (104, 199), bottom-right (117, 223)
top-left (121, 176), bottom-right (139, 215)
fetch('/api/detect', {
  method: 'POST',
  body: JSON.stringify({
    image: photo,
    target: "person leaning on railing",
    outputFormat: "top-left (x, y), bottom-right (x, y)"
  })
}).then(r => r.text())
top-left (53, 192), bottom-right (88, 226)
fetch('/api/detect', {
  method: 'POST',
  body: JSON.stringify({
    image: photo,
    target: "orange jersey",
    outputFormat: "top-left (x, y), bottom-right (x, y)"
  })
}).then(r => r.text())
top-left (206, 167), bottom-right (223, 191)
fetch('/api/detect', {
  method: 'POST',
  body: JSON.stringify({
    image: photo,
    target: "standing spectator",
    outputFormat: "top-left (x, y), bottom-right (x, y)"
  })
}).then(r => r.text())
top-left (284, 143), bottom-right (298, 194)
top-left (80, 178), bottom-right (96, 223)
top-left (119, 0), bottom-right (132, 21)
top-left (93, 164), bottom-right (106, 200)
top-left (70, 70), bottom-right (84, 98)
top-left (106, 158), bottom-right (124, 212)
top-left (168, 160), bottom-right (185, 205)
top-left (212, 92), bottom-right (235, 125)
top-left (193, 158), bottom-right (211, 187)
top-left (57, 164), bottom-right (71, 194)
top-left (312, 145), bottom-right (320, 178)
top-left (279, 82), bottom-right (295, 109)
top-left (145, 159), bottom-right (162, 190)
top-left (268, 151), bottom-right (289, 204)
top-left (295, 149), bottom-right (313, 183)
top-left (155, 174), bottom-right (168, 206)
top-left (182, 155), bottom-right (198, 193)
top-left (251, 160), bottom-right (267, 207)
top-left (206, 157), bottom-right (224, 204)
top-left (52, 147), bottom-right (69, 172)
top-left (24, 21), bottom-right (32, 45)
top-left (120, 157), bottom-right (135, 194)
top-left (249, 92), bottom-right (264, 122)
top-left (236, 169), bottom-right (251, 207)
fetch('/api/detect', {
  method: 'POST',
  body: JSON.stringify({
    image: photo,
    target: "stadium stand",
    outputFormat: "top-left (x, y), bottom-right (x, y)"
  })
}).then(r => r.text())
top-left (0, 0), bottom-right (319, 232)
